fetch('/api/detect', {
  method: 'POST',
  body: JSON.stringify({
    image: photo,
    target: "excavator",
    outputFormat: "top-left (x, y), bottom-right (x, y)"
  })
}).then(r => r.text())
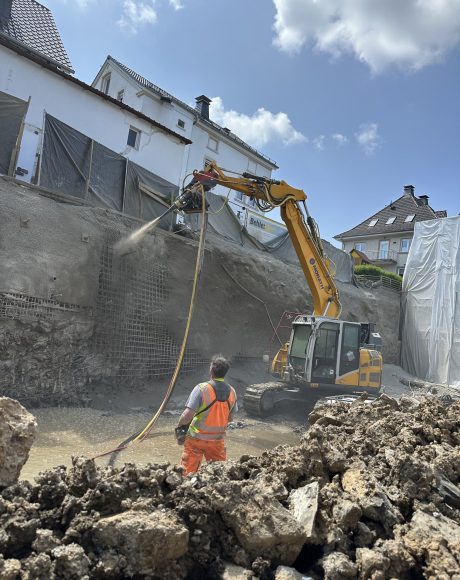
top-left (180, 162), bottom-right (383, 416)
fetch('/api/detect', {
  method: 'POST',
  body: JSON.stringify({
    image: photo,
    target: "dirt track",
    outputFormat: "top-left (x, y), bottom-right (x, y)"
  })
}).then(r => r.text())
top-left (1, 394), bottom-right (460, 579)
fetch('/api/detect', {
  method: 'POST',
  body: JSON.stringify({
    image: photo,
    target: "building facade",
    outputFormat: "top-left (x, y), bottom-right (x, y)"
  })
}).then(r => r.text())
top-left (92, 57), bottom-right (284, 242)
top-left (335, 185), bottom-right (447, 275)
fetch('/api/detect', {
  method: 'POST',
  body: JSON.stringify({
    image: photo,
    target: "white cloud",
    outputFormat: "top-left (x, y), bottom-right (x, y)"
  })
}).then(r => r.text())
top-left (169, 0), bottom-right (184, 9)
top-left (313, 135), bottom-right (325, 150)
top-left (273, 0), bottom-right (460, 72)
top-left (332, 133), bottom-right (349, 146)
top-left (117, 0), bottom-right (158, 34)
top-left (209, 97), bottom-right (306, 149)
top-left (355, 123), bottom-right (381, 155)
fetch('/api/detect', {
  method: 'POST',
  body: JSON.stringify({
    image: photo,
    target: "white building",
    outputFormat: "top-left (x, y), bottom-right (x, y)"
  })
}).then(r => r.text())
top-left (92, 57), bottom-right (284, 242)
top-left (0, 0), bottom-right (188, 220)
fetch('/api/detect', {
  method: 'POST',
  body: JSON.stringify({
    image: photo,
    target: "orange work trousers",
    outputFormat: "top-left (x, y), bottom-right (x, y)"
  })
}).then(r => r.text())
top-left (181, 437), bottom-right (226, 475)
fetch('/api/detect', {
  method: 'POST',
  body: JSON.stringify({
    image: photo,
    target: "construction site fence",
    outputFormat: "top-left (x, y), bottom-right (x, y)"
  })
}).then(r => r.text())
top-left (355, 274), bottom-right (402, 292)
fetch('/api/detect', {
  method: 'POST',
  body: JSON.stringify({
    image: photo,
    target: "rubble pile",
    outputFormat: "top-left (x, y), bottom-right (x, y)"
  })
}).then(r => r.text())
top-left (1, 395), bottom-right (459, 579)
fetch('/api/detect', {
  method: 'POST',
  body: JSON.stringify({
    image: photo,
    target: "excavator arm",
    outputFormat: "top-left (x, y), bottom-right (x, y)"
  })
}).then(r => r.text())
top-left (185, 162), bottom-right (341, 319)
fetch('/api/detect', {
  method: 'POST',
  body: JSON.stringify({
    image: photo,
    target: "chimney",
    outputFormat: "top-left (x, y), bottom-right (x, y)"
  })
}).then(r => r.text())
top-left (418, 194), bottom-right (429, 206)
top-left (404, 185), bottom-right (415, 196)
top-left (195, 95), bottom-right (211, 120)
top-left (0, 0), bottom-right (13, 22)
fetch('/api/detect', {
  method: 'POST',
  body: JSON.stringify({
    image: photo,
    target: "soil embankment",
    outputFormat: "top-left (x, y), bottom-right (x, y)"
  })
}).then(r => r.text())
top-left (1, 395), bottom-right (459, 579)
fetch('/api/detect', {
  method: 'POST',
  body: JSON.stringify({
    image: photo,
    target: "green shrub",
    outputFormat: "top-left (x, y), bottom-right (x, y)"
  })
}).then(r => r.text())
top-left (354, 264), bottom-right (402, 283)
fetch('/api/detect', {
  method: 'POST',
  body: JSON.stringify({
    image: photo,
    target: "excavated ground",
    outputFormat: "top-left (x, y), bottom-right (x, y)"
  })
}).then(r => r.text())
top-left (1, 395), bottom-right (459, 579)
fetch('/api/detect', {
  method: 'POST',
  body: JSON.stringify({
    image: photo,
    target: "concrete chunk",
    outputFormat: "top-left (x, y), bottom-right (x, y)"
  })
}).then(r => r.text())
top-left (288, 481), bottom-right (319, 541)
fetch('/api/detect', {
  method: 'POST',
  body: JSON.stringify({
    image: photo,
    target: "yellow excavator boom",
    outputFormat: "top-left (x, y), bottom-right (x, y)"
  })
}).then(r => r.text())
top-left (194, 162), bottom-right (341, 319)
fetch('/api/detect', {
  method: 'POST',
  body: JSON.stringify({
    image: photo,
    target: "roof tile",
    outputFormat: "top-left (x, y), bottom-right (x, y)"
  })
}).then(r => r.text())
top-left (108, 56), bottom-right (278, 168)
top-left (0, 0), bottom-right (73, 71)
top-left (335, 192), bottom-right (446, 239)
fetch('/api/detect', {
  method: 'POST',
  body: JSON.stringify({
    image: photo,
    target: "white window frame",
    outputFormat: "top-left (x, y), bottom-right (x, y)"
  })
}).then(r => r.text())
top-left (355, 242), bottom-right (366, 252)
top-left (397, 267), bottom-right (405, 276)
top-left (247, 159), bottom-right (257, 174)
top-left (101, 73), bottom-right (111, 95)
top-left (127, 126), bottom-right (141, 150)
top-left (386, 216), bottom-right (396, 225)
top-left (116, 89), bottom-right (125, 102)
top-left (207, 136), bottom-right (219, 152)
top-left (404, 214), bottom-right (415, 223)
top-left (400, 238), bottom-right (411, 253)
top-left (378, 240), bottom-right (389, 259)
top-left (368, 218), bottom-right (378, 227)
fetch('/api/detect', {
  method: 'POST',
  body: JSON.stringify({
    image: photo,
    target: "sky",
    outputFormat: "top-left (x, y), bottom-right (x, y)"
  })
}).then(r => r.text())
top-left (43, 0), bottom-right (460, 244)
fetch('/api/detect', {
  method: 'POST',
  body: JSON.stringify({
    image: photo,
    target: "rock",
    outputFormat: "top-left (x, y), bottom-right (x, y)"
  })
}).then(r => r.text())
top-left (0, 397), bottom-right (37, 488)
top-left (333, 499), bottom-right (362, 530)
top-left (32, 529), bottom-right (61, 554)
top-left (221, 561), bottom-right (254, 578)
top-left (21, 554), bottom-right (53, 580)
top-left (93, 509), bottom-right (189, 576)
top-left (356, 547), bottom-right (390, 579)
top-left (0, 556), bottom-right (22, 580)
top-left (322, 552), bottom-right (358, 579)
top-left (397, 510), bottom-right (460, 579)
top-left (288, 481), bottom-right (319, 541)
top-left (275, 565), bottom-right (307, 579)
top-left (51, 544), bottom-right (90, 580)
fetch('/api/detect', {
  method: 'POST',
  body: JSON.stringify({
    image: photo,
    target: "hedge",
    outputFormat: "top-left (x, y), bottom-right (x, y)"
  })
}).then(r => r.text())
top-left (354, 264), bottom-right (403, 283)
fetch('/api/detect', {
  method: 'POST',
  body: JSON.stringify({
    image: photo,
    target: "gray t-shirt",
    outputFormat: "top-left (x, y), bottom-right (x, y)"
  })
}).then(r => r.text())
top-left (186, 381), bottom-right (238, 413)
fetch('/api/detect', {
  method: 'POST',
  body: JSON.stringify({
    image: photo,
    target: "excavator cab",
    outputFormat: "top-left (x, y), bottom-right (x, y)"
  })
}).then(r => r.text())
top-left (286, 316), bottom-right (382, 392)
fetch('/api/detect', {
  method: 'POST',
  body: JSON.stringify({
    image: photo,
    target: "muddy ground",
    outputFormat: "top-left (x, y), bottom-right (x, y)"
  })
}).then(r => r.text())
top-left (2, 368), bottom-right (460, 579)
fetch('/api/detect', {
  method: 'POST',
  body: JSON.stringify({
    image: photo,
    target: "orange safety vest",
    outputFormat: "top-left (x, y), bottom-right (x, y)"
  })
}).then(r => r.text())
top-left (188, 381), bottom-right (237, 440)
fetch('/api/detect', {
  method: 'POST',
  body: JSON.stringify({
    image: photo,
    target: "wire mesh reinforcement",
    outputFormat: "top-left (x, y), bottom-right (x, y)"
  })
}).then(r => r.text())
top-left (92, 226), bottom-right (208, 382)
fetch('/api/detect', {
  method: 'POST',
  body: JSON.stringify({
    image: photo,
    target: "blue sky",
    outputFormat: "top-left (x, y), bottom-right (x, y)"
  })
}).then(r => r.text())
top-left (44, 0), bottom-right (459, 244)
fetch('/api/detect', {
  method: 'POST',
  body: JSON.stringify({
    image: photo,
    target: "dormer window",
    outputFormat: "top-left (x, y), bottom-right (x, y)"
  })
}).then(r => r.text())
top-left (405, 214), bottom-right (415, 222)
top-left (386, 217), bottom-right (396, 225)
top-left (368, 219), bottom-right (378, 227)
top-left (101, 73), bottom-right (111, 95)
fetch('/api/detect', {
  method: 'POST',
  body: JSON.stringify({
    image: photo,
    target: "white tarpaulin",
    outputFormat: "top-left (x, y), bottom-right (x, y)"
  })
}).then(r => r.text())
top-left (401, 216), bottom-right (460, 388)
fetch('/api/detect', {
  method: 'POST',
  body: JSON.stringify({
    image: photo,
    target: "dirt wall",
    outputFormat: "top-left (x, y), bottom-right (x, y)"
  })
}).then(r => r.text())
top-left (0, 178), bottom-right (400, 406)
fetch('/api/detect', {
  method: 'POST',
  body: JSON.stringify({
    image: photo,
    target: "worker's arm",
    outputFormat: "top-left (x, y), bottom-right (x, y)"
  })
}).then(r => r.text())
top-left (178, 407), bottom-right (195, 427)
top-left (177, 385), bottom-right (202, 427)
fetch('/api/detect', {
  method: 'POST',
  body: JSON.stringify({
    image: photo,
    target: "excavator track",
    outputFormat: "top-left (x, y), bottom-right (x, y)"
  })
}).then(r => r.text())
top-left (243, 381), bottom-right (287, 417)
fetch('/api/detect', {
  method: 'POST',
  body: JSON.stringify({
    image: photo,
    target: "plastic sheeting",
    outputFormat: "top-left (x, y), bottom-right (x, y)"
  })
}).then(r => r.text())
top-left (40, 114), bottom-right (178, 228)
top-left (0, 91), bottom-right (28, 175)
top-left (401, 216), bottom-right (460, 388)
top-left (186, 190), bottom-right (353, 283)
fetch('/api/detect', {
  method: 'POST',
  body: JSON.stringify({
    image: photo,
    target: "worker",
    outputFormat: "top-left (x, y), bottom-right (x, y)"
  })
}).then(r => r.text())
top-left (176, 355), bottom-right (237, 475)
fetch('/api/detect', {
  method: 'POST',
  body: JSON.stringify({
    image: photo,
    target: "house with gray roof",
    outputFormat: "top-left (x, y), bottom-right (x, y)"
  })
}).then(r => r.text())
top-left (92, 56), bottom-right (284, 242)
top-left (335, 185), bottom-right (447, 275)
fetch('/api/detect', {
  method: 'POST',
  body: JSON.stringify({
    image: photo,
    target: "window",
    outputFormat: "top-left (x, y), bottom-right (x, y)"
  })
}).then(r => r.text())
top-left (368, 219), bottom-right (378, 227)
top-left (397, 267), bottom-right (405, 276)
top-left (204, 156), bottom-right (215, 169)
top-left (400, 238), bottom-right (411, 253)
top-left (101, 74), bottom-right (111, 95)
top-left (355, 242), bottom-right (366, 252)
top-left (386, 216), bottom-right (396, 225)
top-left (379, 240), bottom-right (389, 259)
top-left (207, 136), bottom-right (218, 152)
top-left (247, 160), bottom-right (257, 174)
top-left (177, 119), bottom-right (185, 129)
top-left (116, 89), bottom-right (125, 102)
top-left (312, 322), bottom-right (339, 383)
top-left (127, 126), bottom-right (141, 149)
top-left (339, 324), bottom-right (360, 376)
top-left (405, 214), bottom-right (415, 222)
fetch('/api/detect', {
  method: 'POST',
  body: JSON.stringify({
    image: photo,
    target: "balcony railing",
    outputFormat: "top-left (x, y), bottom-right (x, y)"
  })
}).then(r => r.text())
top-left (360, 249), bottom-right (398, 263)
top-left (355, 274), bottom-right (402, 292)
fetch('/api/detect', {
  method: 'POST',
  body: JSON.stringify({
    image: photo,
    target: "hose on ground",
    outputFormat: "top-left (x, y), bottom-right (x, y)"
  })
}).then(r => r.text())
top-left (92, 184), bottom-right (208, 461)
